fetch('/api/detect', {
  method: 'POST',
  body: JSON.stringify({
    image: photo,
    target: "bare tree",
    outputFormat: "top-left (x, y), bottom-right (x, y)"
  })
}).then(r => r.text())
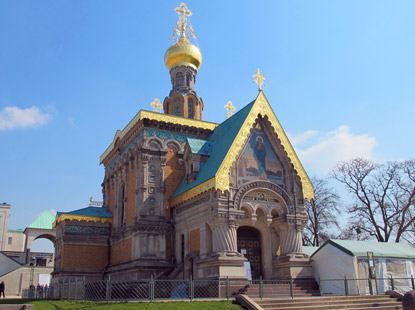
top-left (332, 158), bottom-right (415, 243)
top-left (303, 177), bottom-right (340, 246)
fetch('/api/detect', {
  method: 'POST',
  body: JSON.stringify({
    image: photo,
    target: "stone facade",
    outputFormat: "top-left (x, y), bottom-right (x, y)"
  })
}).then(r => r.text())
top-left (52, 4), bottom-right (314, 283)
top-left (52, 102), bottom-right (313, 281)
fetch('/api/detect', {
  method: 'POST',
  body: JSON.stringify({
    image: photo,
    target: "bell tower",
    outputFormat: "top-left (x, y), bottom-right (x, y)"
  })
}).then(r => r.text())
top-left (163, 3), bottom-right (204, 120)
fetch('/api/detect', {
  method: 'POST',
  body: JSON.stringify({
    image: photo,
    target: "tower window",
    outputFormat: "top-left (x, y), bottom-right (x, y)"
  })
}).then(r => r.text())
top-left (174, 98), bottom-right (181, 116)
top-left (188, 98), bottom-right (194, 118)
top-left (176, 72), bottom-right (183, 87)
top-left (186, 73), bottom-right (190, 87)
top-left (8, 237), bottom-right (12, 245)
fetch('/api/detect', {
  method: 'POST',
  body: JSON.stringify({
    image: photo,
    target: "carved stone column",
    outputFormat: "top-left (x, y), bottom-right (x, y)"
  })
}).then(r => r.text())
top-left (160, 156), bottom-right (166, 215)
top-left (121, 163), bottom-right (128, 227)
top-left (207, 212), bottom-right (244, 256)
top-left (197, 213), bottom-right (246, 280)
top-left (103, 176), bottom-right (110, 210)
top-left (211, 221), bottom-right (237, 253)
top-left (140, 154), bottom-right (149, 216)
top-left (134, 155), bottom-right (141, 221)
top-left (270, 214), bottom-right (312, 279)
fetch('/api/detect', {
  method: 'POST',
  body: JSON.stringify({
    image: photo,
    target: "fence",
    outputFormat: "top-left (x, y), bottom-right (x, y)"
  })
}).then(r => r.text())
top-left (319, 276), bottom-right (415, 296)
top-left (21, 275), bottom-right (415, 301)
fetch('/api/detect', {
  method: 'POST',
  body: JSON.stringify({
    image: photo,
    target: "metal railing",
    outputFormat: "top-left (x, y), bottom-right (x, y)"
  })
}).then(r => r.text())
top-left (21, 275), bottom-right (415, 301)
top-left (318, 276), bottom-right (415, 296)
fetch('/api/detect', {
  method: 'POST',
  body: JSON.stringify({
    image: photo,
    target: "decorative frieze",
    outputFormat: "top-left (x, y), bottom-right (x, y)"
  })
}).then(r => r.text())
top-left (176, 195), bottom-right (210, 214)
top-left (65, 225), bottom-right (109, 235)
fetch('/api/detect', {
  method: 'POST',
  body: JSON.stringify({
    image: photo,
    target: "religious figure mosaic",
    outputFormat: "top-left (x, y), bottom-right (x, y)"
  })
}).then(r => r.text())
top-left (237, 123), bottom-right (284, 188)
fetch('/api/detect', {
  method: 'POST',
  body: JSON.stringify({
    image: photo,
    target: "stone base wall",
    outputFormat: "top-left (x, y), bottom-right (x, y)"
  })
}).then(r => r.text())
top-left (195, 253), bottom-right (248, 280)
top-left (272, 254), bottom-right (314, 279)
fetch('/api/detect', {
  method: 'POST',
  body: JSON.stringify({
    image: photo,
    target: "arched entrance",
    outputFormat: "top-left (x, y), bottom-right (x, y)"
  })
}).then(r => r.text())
top-left (237, 226), bottom-right (262, 279)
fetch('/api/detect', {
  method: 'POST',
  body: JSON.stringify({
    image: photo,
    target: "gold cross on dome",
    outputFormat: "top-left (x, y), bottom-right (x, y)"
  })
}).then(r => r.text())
top-left (224, 101), bottom-right (236, 119)
top-left (151, 98), bottom-right (163, 113)
top-left (171, 3), bottom-right (196, 42)
top-left (253, 68), bottom-right (266, 91)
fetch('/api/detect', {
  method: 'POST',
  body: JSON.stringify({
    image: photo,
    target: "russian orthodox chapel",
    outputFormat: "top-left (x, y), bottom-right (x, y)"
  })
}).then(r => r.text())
top-left (52, 3), bottom-right (314, 283)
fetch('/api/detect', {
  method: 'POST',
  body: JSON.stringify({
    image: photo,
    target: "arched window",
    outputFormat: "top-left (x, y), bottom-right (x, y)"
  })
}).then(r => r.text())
top-left (174, 98), bottom-right (181, 116)
top-left (186, 73), bottom-right (191, 87)
top-left (176, 72), bottom-right (183, 87)
top-left (119, 183), bottom-right (125, 227)
top-left (188, 98), bottom-right (194, 118)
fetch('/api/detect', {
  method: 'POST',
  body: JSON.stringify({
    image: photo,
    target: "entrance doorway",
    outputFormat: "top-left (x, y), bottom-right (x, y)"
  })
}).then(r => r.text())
top-left (237, 226), bottom-right (263, 279)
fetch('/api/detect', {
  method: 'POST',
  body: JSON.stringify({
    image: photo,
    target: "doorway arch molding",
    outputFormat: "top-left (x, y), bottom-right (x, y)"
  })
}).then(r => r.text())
top-left (233, 181), bottom-right (293, 214)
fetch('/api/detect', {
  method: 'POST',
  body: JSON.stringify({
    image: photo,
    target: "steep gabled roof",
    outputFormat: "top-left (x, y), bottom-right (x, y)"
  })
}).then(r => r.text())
top-left (311, 239), bottom-right (415, 259)
top-left (187, 138), bottom-right (213, 155)
top-left (172, 100), bottom-right (254, 202)
top-left (28, 210), bottom-right (56, 230)
top-left (171, 91), bottom-right (314, 206)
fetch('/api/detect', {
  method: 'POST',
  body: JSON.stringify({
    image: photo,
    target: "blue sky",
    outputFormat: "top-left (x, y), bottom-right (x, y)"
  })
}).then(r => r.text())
top-left (1, 1), bottom-right (414, 250)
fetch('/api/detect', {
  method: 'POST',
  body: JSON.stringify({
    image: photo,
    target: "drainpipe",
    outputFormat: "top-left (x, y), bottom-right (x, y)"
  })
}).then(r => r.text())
top-left (102, 223), bottom-right (111, 280)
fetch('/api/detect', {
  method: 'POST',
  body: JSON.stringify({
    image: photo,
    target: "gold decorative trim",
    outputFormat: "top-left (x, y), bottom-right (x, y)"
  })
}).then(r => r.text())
top-left (215, 91), bottom-right (314, 200)
top-left (170, 91), bottom-right (314, 204)
top-left (53, 214), bottom-right (112, 227)
top-left (170, 177), bottom-right (215, 206)
top-left (100, 110), bottom-right (218, 164)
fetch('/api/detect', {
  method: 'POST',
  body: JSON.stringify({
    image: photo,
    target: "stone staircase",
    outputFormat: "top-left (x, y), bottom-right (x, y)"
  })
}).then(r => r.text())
top-left (253, 295), bottom-right (402, 310)
top-left (244, 280), bottom-right (320, 298)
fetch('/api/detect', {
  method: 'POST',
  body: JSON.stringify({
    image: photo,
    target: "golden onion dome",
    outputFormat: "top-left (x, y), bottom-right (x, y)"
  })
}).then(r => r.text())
top-left (164, 37), bottom-right (202, 71)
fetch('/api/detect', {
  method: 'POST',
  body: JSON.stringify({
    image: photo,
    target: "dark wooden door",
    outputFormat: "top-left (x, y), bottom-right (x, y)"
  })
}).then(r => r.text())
top-left (237, 226), bottom-right (263, 279)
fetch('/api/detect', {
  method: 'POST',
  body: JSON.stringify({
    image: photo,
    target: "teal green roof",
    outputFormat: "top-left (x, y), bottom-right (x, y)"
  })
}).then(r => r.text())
top-left (303, 246), bottom-right (319, 256)
top-left (172, 99), bottom-right (256, 198)
top-left (311, 239), bottom-right (415, 259)
top-left (57, 206), bottom-right (112, 218)
top-left (8, 229), bottom-right (24, 232)
top-left (28, 210), bottom-right (56, 229)
top-left (187, 138), bottom-right (212, 155)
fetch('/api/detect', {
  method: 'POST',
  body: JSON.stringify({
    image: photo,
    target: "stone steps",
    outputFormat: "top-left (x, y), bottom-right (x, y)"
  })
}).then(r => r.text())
top-left (245, 281), bottom-right (320, 298)
top-left (254, 295), bottom-right (402, 310)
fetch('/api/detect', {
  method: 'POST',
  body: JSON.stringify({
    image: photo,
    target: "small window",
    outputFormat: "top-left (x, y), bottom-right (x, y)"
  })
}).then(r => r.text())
top-left (8, 237), bottom-right (12, 245)
top-left (149, 197), bottom-right (155, 204)
top-left (174, 98), bottom-right (181, 116)
top-left (188, 98), bottom-right (194, 118)
top-left (149, 175), bottom-right (156, 183)
top-left (186, 73), bottom-right (190, 87)
top-left (176, 72), bottom-right (183, 87)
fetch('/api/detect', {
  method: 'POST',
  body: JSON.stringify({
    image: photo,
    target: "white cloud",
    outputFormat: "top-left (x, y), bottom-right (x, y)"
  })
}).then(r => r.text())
top-left (0, 106), bottom-right (51, 130)
top-left (291, 125), bottom-right (376, 175)
top-left (67, 116), bottom-right (75, 126)
top-left (287, 130), bottom-right (318, 145)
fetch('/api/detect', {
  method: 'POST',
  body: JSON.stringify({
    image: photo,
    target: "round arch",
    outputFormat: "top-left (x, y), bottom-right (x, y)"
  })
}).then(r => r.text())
top-left (234, 180), bottom-right (292, 214)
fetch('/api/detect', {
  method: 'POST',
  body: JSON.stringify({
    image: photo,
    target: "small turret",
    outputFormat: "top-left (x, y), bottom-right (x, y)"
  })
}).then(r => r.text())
top-left (163, 3), bottom-right (204, 120)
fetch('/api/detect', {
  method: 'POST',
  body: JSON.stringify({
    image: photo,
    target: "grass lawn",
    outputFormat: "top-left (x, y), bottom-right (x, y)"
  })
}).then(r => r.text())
top-left (0, 299), bottom-right (243, 310)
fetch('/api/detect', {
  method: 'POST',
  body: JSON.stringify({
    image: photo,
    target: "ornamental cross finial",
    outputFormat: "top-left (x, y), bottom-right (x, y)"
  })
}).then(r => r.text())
top-left (151, 98), bottom-right (163, 113)
top-left (253, 68), bottom-right (266, 91)
top-left (171, 3), bottom-right (197, 42)
top-left (89, 196), bottom-right (103, 207)
top-left (224, 101), bottom-right (236, 119)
